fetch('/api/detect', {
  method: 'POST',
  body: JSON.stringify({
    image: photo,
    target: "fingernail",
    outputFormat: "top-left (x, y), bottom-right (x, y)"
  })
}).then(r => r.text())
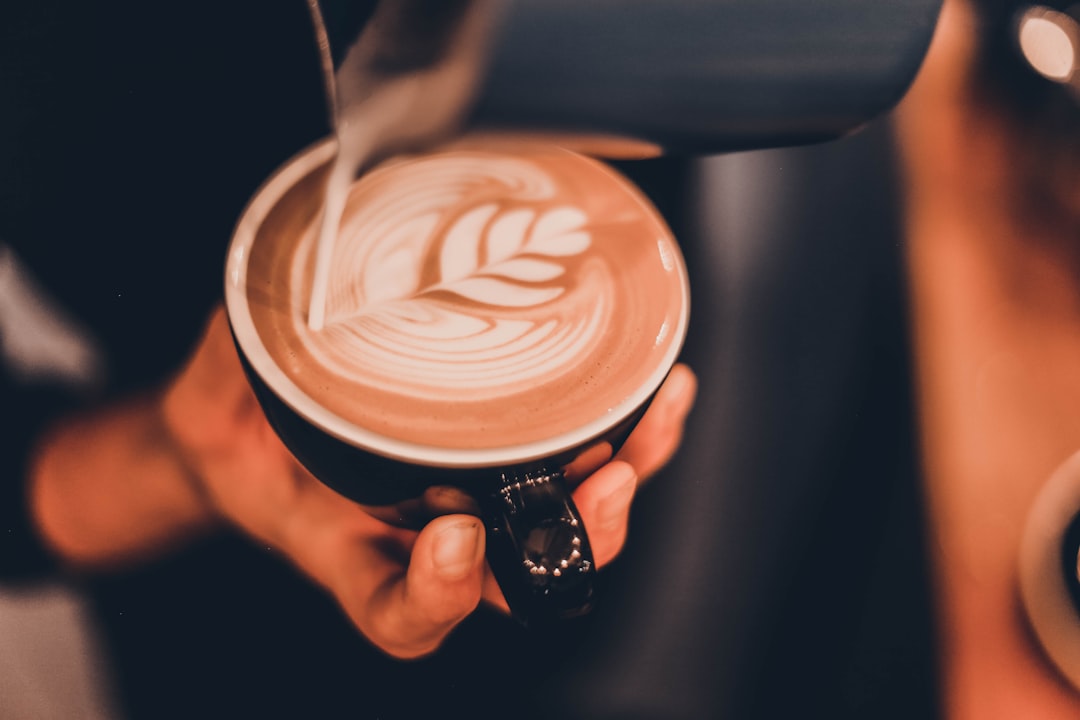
top-left (433, 521), bottom-right (482, 581)
top-left (598, 465), bottom-right (637, 531)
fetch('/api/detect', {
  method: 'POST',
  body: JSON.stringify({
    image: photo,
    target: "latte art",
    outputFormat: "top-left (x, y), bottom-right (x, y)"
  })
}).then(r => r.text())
top-left (292, 155), bottom-right (613, 400)
top-left (238, 140), bottom-right (687, 453)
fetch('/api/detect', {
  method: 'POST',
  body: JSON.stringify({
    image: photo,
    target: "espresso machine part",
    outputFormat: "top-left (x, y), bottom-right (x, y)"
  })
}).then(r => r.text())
top-left (312, 0), bottom-right (944, 157)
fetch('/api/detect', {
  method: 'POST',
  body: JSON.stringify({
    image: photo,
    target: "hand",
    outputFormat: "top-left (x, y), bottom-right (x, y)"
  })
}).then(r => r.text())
top-left (162, 306), bottom-right (697, 658)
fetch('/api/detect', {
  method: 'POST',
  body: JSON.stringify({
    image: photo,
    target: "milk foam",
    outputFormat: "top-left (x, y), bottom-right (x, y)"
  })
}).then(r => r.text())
top-left (291, 154), bottom-right (614, 400)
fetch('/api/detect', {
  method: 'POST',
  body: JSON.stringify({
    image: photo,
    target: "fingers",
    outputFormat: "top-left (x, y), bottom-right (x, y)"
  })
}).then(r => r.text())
top-left (570, 460), bottom-right (638, 567)
top-left (616, 363), bottom-right (697, 482)
top-left (342, 514), bottom-right (487, 659)
top-left (477, 460), bottom-right (640, 612)
top-left (477, 365), bottom-right (697, 611)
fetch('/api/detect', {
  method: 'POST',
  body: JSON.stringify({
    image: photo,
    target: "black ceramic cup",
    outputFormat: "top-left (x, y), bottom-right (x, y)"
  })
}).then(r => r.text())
top-left (223, 139), bottom-right (689, 626)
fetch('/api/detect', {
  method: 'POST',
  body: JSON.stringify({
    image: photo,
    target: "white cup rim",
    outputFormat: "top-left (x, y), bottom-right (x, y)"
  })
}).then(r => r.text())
top-left (224, 138), bottom-right (690, 468)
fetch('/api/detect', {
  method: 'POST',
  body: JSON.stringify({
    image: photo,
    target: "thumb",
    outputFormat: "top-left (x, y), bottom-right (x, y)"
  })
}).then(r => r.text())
top-left (365, 515), bottom-right (486, 659)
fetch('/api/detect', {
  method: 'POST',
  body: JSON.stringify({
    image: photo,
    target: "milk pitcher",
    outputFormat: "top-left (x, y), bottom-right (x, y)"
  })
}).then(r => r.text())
top-left (310, 0), bottom-right (944, 157)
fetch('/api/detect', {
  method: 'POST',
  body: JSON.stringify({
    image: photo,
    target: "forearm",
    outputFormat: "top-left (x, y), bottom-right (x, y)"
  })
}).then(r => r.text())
top-left (28, 394), bottom-right (219, 568)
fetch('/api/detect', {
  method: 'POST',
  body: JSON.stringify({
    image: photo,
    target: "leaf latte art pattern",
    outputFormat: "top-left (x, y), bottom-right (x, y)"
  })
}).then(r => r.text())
top-left (291, 154), bottom-right (615, 399)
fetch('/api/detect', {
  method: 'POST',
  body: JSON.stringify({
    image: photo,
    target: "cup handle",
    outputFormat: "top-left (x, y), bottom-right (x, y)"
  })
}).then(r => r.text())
top-left (480, 468), bottom-right (596, 626)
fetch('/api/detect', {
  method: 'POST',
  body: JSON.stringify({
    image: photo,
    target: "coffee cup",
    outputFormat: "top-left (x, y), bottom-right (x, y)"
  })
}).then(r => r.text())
top-left (223, 137), bottom-right (689, 625)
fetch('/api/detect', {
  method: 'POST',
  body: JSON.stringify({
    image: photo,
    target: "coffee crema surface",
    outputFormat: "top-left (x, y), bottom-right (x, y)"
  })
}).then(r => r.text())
top-left (241, 140), bottom-right (686, 453)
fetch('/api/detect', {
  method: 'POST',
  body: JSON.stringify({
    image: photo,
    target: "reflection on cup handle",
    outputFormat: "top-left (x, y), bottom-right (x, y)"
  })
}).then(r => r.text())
top-left (481, 468), bottom-right (595, 626)
top-left (1019, 449), bottom-right (1080, 689)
